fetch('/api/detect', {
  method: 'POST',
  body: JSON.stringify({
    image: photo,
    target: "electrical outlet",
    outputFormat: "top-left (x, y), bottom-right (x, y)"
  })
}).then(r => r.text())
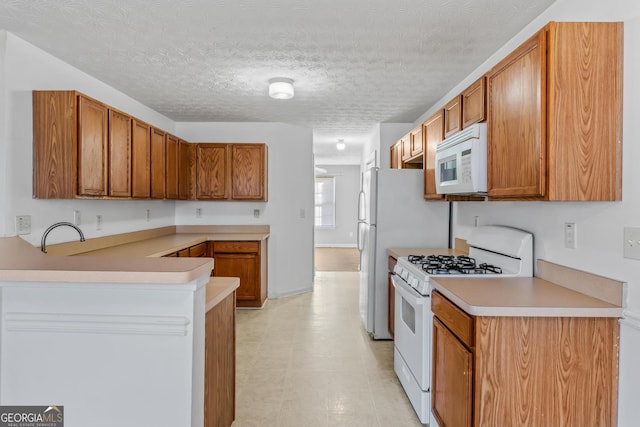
top-left (300, 209), bottom-right (305, 219)
top-left (564, 222), bottom-right (577, 249)
top-left (253, 209), bottom-right (260, 218)
top-left (146, 209), bottom-right (151, 222)
top-left (15, 215), bottom-right (31, 235)
top-left (96, 215), bottom-right (103, 231)
top-left (196, 208), bottom-right (202, 218)
top-left (73, 210), bottom-right (81, 226)
top-left (623, 227), bottom-right (640, 260)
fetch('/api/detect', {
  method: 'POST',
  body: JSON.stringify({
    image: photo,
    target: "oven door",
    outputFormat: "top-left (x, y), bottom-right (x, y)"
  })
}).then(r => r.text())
top-left (392, 274), bottom-right (431, 390)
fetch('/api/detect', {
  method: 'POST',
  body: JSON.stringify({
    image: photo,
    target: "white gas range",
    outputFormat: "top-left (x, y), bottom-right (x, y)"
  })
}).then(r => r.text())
top-left (392, 225), bottom-right (533, 426)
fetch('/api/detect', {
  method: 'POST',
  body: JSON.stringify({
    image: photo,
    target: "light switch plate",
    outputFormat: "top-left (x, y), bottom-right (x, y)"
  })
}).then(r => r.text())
top-left (623, 227), bottom-right (640, 260)
top-left (564, 222), bottom-right (577, 249)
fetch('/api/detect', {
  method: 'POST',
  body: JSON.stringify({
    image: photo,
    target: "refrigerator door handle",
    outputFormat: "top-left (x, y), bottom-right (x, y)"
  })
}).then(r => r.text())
top-left (357, 190), bottom-right (366, 221)
top-left (357, 221), bottom-right (364, 252)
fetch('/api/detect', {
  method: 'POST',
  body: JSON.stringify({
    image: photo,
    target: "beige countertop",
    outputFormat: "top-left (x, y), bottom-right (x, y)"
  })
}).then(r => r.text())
top-left (76, 232), bottom-right (268, 258)
top-left (431, 276), bottom-right (623, 317)
top-left (206, 277), bottom-right (240, 312)
top-left (0, 236), bottom-right (213, 283)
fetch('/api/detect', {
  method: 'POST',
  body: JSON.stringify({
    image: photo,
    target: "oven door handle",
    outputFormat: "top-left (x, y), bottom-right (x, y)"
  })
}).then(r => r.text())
top-left (392, 274), bottom-right (426, 306)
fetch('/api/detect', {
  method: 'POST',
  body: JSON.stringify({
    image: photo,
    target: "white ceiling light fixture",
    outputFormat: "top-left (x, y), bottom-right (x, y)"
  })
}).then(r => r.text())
top-left (268, 77), bottom-right (295, 99)
top-left (336, 139), bottom-right (346, 151)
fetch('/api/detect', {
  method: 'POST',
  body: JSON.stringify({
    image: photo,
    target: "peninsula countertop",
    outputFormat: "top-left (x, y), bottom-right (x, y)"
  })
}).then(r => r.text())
top-left (431, 276), bottom-right (623, 317)
top-left (0, 225), bottom-right (262, 306)
top-left (0, 236), bottom-right (213, 283)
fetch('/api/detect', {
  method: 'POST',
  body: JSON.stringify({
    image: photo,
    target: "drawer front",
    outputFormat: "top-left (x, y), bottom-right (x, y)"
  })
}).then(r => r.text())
top-left (189, 242), bottom-right (207, 257)
top-left (431, 290), bottom-right (474, 347)
top-left (213, 241), bottom-right (259, 254)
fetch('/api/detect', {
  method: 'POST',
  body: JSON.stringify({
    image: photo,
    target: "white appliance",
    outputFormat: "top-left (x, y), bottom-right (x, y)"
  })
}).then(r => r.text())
top-left (357, 167), bottom-right (449, 340)
top-left (435, 123), bottom-right (487, 195)
top-left (392, 225), bottom-right (533, 425)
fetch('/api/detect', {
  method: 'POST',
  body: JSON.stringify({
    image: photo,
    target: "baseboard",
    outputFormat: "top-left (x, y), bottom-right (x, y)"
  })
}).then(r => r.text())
top-left (314, 243), bottom-right (358, 248)
top-left (269, 285), bottom-right (313, 299)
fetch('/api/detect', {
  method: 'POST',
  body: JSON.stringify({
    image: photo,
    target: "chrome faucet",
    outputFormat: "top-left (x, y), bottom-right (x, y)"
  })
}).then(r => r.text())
top-left (41, 222), bottom-right (86, 253)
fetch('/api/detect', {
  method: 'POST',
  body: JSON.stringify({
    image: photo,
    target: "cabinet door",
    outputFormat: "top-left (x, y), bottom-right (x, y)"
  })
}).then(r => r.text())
top-left (213, 253), bottom-right (259, 303)
top-left (462, 76), bottom-right (487, 129)
top-left (178, 139), bottom-right (193, 200)
top-left (150, 127), bottom-right (166, 199)
top-left (546, 22), bottom-right (623, 201)
top-left (443, 95), bottom-right (462, 138)
top-left (131, 119), bottom-right (151, 198)
top-left (197, 144), bottom-right (229, 199)
top-left (231, 144), bottom-right (267, 200)
top-left (400, 133), bottom-right (412, 162)
top-left (410, 125), bottom-right (423, 158)
top-left (432, 317), bottom-right (473, 427)
top-left (487, 30), bottom-right (547, 198)
top-left (390, 142), bottom-right (403, 169)
top-left (77, 95), bottom-right (108, 196)
top-left (108, 109), bottom-right (132, 197)
top-left (165, 134), bottom-right (179, 199)
top-left (423, 111), bottom-right (445, 200)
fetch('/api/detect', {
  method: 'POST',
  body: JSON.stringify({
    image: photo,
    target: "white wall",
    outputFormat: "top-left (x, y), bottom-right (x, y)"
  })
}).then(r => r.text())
top-left (174, 122), bottom-right (315, 299)
top-left (411, 0), bottom-right (640, 424)
top-left (362, 122), bottom-right (412, 171)
top-left (314, 165), bottom-right (360, 247)
top-left (1, 32), bottom-right (177, 245)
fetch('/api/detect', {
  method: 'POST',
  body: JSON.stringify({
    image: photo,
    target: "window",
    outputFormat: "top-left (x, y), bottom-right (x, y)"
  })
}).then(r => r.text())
top-left (315, 176), bottom-right (335, 227)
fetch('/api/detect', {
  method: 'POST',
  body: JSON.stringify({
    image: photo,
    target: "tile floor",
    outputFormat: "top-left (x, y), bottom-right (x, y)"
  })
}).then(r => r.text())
top-left (233, 271), bottom-right (422, 427)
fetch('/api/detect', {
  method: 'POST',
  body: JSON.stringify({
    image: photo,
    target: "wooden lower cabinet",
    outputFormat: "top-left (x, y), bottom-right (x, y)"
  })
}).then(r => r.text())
top-left (432, 290), bottom-right (619, 427)
top-left (432, 317), bottom-right (473, 427)
top-left (211, 241), bottom-right (267, 308)
top-left (204, 290), bottom-right (236, 427)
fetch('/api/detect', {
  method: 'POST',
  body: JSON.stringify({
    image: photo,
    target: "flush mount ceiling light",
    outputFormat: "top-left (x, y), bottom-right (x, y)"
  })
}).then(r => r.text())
top-left (336, 139), bottom-right (346, 150)
top-left (268, 77), bottom-right (294, 99)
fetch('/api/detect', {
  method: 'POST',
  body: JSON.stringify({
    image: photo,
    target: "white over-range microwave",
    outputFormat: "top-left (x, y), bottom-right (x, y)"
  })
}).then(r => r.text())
top-left (435, 122), bottom-right (487, 195)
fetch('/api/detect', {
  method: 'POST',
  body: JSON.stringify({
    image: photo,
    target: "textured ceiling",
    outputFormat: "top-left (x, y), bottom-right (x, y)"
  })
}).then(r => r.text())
top-left (0, 0), bottom-right (554, 161)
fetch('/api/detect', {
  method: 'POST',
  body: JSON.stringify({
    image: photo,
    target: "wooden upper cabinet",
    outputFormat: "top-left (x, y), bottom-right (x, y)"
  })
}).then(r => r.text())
top-left (150, 127), bottom-right (166, 199)
top-left (443, 95), bottom-right (462, 138)
top-left (165, 134), bottom-right (179, 200)
top-left (409, 125), bottom-right (423, 158)
top-left (108, 109), bottom-right (132, 197)
top-left (400, 133), bottom-right (412, 162)
top-left (194, 143), bottom-right (268, 201)
top-left (487, 21), bottom-right (623, 201)
top-left (423, 111), bottom-right (445, 200)
top-left (196, 143), bottom-right (229, 200)
top-left (32, 91), bottom-right (116, 199)
top-left (390, 141), bottom-right (402, 169)
top-left (462, 76), bottom-right (487, 129)
top-left (77, 95), bottom-right (109, 197)
top-left (33, 90), bottom-right (185, 201)
top-left (131, 119), bottom-right (151, 198)
top-left (178, 139), bottom-right (193, 200)
top-left (232, 144), bottom-right (267, 200)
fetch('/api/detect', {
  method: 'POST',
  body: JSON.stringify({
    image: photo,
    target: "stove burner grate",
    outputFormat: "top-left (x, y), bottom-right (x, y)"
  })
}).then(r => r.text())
top-left (408, 254), bottom-right (503, 275)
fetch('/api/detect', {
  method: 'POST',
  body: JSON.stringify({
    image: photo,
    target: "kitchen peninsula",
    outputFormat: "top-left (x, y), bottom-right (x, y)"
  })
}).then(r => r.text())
top-left (0, 225), bottom-right (265, 427)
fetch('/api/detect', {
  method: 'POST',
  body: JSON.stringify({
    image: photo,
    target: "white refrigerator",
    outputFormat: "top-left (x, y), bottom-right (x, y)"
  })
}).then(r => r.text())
top-left (357, 167), bottom-right (449, 339)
